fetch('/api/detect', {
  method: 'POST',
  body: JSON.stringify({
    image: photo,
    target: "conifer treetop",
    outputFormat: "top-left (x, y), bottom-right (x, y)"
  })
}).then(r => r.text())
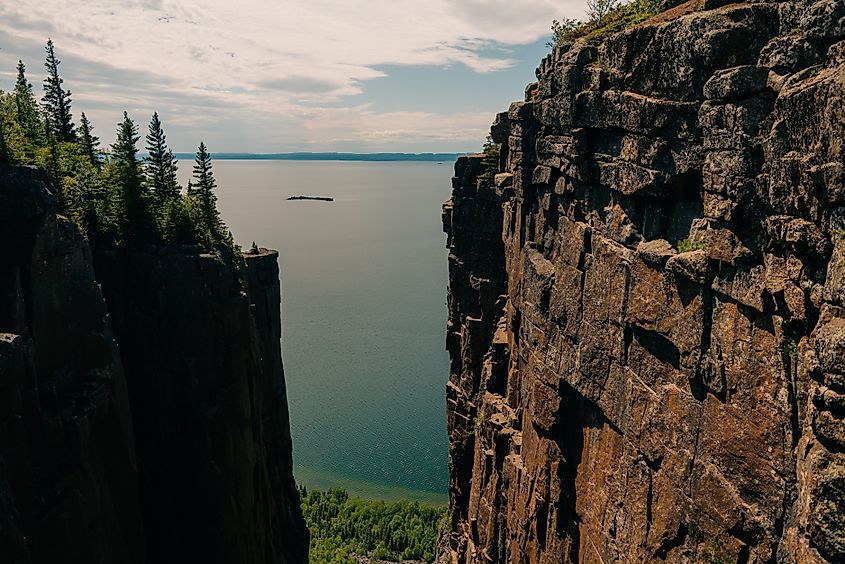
top-left (42, 39), bottom-right (76, 142)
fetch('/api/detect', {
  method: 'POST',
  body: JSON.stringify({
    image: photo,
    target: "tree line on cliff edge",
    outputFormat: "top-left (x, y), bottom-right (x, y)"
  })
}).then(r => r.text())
top-left (0, 39), bottom-right (235, 252)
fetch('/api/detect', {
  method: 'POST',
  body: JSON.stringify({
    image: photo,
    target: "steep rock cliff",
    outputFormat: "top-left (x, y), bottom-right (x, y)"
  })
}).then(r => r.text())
top-left (95, 246), bottom-right (308, 564)
top-left (0, 165), bottom-right (145, 563)
top-left (0, 164), bottom-right (308, 563)
top-left (443, 1), bottom-right (845, 562)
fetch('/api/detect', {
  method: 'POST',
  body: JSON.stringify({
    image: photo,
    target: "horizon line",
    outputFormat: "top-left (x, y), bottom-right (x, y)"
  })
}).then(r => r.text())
top-left (166, 151), bottom-right (473, 162)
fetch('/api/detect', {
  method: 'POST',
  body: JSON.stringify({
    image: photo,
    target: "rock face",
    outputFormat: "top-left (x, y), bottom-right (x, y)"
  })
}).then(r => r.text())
top-left (0, 165), bottom-right (145, 564)
top-left (0, 164), bottom-right (308, 563)
top-left (443, 2), bottom-right (845, 562)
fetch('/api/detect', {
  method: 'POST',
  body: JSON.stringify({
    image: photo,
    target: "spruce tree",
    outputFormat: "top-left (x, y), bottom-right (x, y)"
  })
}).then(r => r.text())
top-left (42, 39), bottom-right (76, 142)
top-left (112, 111), bottom-right (149, 240)
top-left (14, 60), bottom-right (40, 142)
top-left (191, 141), bottom-right (221, 239)
top-left (78, 112), bottom-right (100, 167)
top-left (145, 112), bottom-right (180, 200)
top-left (112, 112), bottom-right (140, 170)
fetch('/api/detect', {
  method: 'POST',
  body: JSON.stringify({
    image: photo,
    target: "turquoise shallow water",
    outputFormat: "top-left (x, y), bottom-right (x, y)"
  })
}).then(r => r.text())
top-left (180, 160), bottom-right (451, 503)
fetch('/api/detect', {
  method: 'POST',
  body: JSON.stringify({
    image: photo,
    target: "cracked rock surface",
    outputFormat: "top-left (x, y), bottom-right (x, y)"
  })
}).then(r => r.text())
top-left (443, 1), bottom-right (845, 562)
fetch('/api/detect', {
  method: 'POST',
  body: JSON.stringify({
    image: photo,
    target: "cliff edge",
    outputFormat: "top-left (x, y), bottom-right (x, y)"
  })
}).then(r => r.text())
top-left (0, 164), bottom-right (308, 563)
top-left (444, 1), bottom-right (845, 562)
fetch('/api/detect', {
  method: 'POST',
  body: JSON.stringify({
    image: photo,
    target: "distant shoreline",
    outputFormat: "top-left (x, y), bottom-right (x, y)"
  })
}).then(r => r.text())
top-left (171, 152), bottom-right (465, 162)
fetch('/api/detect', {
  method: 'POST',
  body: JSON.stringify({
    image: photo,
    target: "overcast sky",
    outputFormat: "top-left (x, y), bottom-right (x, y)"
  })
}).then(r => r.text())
top-left (0, 1), bottom-right (586, 152)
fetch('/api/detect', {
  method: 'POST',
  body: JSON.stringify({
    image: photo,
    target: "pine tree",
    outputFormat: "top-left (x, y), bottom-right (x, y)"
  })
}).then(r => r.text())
top-left (78, 112), bottom-right (100, 167)
top-left (14, 60), bottom-right (40, 142)
top-left (43, 39), bottom-right (75, 142)
top-left (145, 112), bottom-right (180, 200)
top-left (192, 141), bottom-right (221, 239)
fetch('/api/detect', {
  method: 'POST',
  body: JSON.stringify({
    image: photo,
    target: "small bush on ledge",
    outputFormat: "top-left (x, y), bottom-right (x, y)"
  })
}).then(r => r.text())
top-left (677, 238), bottom-right (706, 254)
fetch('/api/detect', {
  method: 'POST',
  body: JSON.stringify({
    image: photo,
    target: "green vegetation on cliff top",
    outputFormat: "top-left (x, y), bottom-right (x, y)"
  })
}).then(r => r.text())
top-left (301, 487), bottom-right (447, 563)
top-left (476, 135), bottom-right (500, 189)
top-left (549, 0), bottom-right (661, 46)
top-left (0, 40), bottom-right (235, 252)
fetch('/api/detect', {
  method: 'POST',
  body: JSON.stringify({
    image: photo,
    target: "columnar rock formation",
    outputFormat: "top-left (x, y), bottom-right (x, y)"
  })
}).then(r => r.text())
top-left (0, 164), bottom-right (308, 563)
top-left (0, 165), bottom-right (146, 563)
top-left (443, 1), bottom-right (845, 562)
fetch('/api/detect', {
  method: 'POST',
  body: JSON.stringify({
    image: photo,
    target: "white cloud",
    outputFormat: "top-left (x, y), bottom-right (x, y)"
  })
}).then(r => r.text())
top-left (0, 0), bottom-right (586, 151)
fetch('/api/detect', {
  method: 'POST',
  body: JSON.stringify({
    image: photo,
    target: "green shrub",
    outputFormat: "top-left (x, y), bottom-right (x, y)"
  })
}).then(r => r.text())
top-left (548, 18), bottom-right (583, 46)
top-left (698, 538), bottom-right (732, 564)
top-left (786, 340), bottom-right (799, 361)
top-left (548, 0), bottom-right (662, 47)
top-left (677, 239), bottom-right (706, 253)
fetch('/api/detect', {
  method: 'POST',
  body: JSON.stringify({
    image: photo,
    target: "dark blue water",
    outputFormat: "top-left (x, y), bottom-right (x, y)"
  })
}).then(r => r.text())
top-left (182, 160), bottom-right (451, 504)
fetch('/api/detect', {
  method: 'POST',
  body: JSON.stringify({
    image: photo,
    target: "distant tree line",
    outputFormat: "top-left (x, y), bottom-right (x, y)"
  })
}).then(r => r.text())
top-left (300, 487), bottom-right (447, 563)
top-left (0, 39), bottom-right (235, 251)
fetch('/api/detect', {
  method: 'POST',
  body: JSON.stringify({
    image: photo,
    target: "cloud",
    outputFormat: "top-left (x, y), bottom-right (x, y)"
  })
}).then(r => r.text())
top-left (259, 76), bottom-right (350, 94)
top-left (0, 0), bottom-right (587, 151)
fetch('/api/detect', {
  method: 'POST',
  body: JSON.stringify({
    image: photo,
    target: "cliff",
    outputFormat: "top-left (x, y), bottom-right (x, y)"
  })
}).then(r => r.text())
top-left (0, 164), bottom-right (308, 563)
top-left (0, 165), bottom-right (145, 563)
top-left (443, 1), bottom-right (845, 562)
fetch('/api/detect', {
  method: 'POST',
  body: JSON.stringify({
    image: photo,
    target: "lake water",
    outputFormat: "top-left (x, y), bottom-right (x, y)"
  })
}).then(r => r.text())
top-left (180, 160), bottom-right (452, 504)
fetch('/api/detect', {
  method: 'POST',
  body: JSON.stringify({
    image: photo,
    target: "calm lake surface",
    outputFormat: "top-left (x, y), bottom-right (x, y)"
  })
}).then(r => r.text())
top-left (180, 160), bottom-right (452, 504)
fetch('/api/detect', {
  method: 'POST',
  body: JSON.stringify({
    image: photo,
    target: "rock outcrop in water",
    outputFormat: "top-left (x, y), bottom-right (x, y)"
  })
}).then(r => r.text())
top-left (443, 1), bottom-right (845, 562)
top-left (0, 164), bottom-right (308, 563)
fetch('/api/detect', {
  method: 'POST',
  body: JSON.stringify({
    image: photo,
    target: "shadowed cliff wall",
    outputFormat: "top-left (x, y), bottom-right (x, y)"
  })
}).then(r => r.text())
top-left (95, 246), bottom-right (308, 564)
top-left (0, 164), bottom-right (308, 563)
top-left (443, 1), bottom-right (845, 562)
top-left (0, 165), bottom-right (145, 563)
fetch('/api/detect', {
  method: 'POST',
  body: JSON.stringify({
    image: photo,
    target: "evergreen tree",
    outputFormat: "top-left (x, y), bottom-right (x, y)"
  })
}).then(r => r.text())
top-left (112, 112), bottom-right (140, 170)
top-left (78, 112), bottom-right (100, 167)
top-left (43, 115), bottom-right (59, 173)
top-left (42, 39), bottom-right (75, 142)
top-left (42, 114), bottom-right (63, 204)
top-left (14, 60), bottom-right (40, 142)
top-left (2, 53), bottom-right (239, 251)
top-left (112, 111), bottom-right (149, 240)
top-left (191, 141), bottom-right (221, 238)
top-left (145, 112), bottom-right (180, 200)
top-left (476, 135), bottom-right (500, 187)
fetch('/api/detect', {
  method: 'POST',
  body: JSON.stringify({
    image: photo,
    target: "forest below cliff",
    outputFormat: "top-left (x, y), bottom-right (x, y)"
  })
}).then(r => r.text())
top-left (301, 488), bottom-right (447, 563)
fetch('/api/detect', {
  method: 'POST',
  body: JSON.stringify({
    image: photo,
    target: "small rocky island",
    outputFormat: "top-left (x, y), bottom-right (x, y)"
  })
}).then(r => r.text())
top-left (287, 195), bottom-right (334, 201)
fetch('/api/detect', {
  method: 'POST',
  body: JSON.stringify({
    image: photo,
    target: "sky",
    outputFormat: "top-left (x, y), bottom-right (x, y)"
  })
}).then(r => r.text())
top-left (0, 1), bottom-right (587, 153)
